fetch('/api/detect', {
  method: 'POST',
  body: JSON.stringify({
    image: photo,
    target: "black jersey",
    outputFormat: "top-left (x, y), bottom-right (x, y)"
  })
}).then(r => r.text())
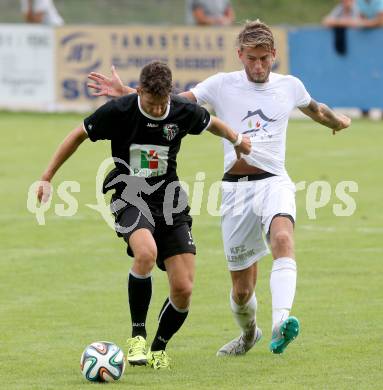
top-left (83, 94), bottom-right (211, 212)
top-left (84, 93), bottom-right (210, 183)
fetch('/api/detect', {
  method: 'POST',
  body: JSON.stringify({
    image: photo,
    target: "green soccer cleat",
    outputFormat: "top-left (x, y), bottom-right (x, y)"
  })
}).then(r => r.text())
top-left (147, 350), bottom-right (170, 370)
top-left (126, 336), bottom-right (147, 366)
top-left (269, 316), bottom-right (300, 354)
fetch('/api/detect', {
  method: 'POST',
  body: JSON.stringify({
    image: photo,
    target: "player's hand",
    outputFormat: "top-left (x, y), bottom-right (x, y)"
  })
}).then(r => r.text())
top-left (234, 134), bottom-right (251, 159)
top-left (87, 65), bottom-right (125, 97)
top-left (332, 114), bottom-right (351, 135)
top-left (36, 180), bottom-right (52, 203)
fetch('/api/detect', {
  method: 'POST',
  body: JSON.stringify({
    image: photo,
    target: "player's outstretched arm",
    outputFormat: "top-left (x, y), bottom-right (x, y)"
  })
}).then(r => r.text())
top-left (88, 66), bottom-right (136, 97)
top-left (37, 126), bottom-right (88, 203)
top-left (207, 116), bottom-right (251, 159)
top-left (299, 99), bottom-right (351, 135)
top-left (88, 67), bottom-right (198, 102)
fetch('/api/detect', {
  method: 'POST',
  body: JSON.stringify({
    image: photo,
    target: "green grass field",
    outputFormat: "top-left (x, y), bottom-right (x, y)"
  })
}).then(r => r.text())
top-left (1, 111), bottom-right (382, 389)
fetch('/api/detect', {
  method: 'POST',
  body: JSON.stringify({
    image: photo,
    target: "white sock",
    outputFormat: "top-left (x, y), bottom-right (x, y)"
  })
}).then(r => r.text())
top-left (230, 290), bottom-right (257, 335)
top-left (270, 257), bottom-right (297, 329)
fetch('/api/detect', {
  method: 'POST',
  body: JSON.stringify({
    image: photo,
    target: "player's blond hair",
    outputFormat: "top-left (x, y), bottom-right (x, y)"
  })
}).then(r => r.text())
top-left (237, 20), bottom-right (274, 51)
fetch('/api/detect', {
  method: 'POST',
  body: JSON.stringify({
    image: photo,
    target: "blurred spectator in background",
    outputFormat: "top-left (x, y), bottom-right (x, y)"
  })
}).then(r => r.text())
top-left (322, 0), bottom-right (359, 27)
top-left (323, 0), bottom-right (383, 28)
top-left (356, 0), bottom-right (383, 27)
top-left (21, 0), bottom-right (64, 26)
top-left (186, 0), bottom-right (235, 26)
top-left (357, 0), bottom-right (383, 117)
top-left (322, 1), bottom-right (359, 55)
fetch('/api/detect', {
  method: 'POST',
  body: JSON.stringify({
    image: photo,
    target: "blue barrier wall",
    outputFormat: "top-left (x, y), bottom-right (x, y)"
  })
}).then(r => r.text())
top-left (289, 27), bottom-right (383, 108)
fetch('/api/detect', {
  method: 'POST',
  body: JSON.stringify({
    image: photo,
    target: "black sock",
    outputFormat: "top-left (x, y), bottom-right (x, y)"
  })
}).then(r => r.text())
top-left (151, 298), bottom-right (189, 351)
top-left (128, 272), bottom-right (152, 338)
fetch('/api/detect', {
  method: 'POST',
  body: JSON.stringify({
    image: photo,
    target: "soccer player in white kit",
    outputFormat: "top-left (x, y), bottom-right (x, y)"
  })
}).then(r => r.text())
top-left (87, 20), bottom-right (351, 356)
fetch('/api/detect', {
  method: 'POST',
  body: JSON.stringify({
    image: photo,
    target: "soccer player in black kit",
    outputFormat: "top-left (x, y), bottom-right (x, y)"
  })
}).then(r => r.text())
top-left (37, 62), bottom-right (251, 370)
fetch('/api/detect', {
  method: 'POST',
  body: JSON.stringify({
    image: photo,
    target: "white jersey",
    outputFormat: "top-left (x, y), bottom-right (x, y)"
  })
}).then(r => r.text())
top-left (190, 71), bottom-right (311, 176)
top-left (21, 0), bottom-right (64, 26)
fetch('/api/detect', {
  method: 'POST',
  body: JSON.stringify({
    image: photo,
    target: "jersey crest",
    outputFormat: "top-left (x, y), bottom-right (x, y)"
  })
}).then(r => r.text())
top-left (162, 123), bottom-right (179, 141)
top-left (241, 109), bottom-right (276, 139)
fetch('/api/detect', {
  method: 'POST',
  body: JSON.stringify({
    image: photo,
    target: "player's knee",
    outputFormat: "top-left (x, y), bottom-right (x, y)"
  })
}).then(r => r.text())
top-left (171, 280), bottom-right (193, 301)
top-left (134, 246), bottom-right (157, 269)
top-left (271, 230), bottom-right (294, 252)
top-left (233, 286), bottom-right (253, 305)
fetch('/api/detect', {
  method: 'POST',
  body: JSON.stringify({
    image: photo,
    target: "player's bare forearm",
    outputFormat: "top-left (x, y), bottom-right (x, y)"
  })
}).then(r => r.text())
top-left (207, 116), bottom-right (251, 157)
top-left (37, 126), bottom-right (88, 203)
top-left (300, 99), bottom-right (351, 134)
top-left (207, 116), bottom-right (237, 142)
top-left (41, 126), bottom-right (88, 181)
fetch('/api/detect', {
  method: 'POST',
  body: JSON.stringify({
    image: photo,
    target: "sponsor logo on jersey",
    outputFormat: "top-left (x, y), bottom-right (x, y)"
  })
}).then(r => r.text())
top-left (146, 123), bottom-right (159, 128)
top-left (141, 149), bottom-right (159, 170)
top-left (163, 123), bottom-right (179, 141)
top-left (242, 109), bottom-right (276, 123)
top-left (241, 109), bottom-right (276, 139)
top-left (129, 144), bottom-right (169, 178)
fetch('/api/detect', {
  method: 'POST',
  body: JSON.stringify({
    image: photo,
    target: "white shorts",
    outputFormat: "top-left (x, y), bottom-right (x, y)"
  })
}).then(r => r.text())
top-left (221, 175), bottom-right (296, 271)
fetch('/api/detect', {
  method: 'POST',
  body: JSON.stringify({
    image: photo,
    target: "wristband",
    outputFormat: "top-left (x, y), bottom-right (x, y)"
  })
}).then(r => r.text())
top-left (232, 133), bottom-right (243, 147)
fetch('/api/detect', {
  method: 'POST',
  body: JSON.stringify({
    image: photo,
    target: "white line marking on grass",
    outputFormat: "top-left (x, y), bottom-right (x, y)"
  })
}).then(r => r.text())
top-left (300, 225), bottom-right (383, 234)
top-left (298, 248), bottom-right (382, 253)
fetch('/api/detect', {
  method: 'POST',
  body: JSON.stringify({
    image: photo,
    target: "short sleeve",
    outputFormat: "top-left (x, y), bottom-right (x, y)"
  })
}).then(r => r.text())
top-left (190, 72), bottom-right (224, 107)
top-left (292, 77), bottom-right (311, 108)
top-left (187, 104), bottom-right (211, 135)
top-left (83, 100), bottom-right (121, 142)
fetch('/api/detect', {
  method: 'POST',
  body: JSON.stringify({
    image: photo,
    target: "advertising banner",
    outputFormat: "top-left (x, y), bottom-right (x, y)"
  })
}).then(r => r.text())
top-left (0, 25), bottom-right (54, 110)
top-left (55, 26), bottom-right (288, 111)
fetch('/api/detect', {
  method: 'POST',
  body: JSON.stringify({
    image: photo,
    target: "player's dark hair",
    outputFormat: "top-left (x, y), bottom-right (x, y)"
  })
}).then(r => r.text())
top-left (139, 61), bottom-right (172, 97)
top-left (237, 19), bottom-right (274, 51)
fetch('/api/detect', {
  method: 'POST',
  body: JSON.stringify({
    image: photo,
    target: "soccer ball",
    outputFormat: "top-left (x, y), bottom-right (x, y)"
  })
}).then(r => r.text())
top-left (80, 341), bottom-right (125, 382)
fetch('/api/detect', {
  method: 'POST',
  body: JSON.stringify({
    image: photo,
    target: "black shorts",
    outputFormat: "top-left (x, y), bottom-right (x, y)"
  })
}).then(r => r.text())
top-left (115, 205), bottom-right (196, 271)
